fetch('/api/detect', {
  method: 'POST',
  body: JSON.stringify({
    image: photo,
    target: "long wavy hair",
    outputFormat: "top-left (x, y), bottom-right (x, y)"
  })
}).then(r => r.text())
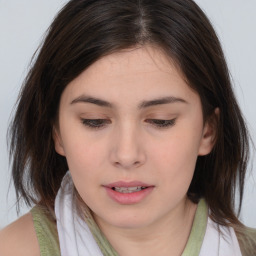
top-left (8, 0), bottom-right (255, 254)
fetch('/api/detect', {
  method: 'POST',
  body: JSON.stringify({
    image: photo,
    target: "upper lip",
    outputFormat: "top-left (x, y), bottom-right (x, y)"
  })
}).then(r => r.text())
top-left (104, 181), bottom-right (153, 188)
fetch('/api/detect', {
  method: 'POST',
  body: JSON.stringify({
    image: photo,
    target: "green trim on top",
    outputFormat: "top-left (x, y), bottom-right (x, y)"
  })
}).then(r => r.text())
top-left (31, 206), bottom-right (60, 256)
top-left (182, 199), bottom-right (208, 256)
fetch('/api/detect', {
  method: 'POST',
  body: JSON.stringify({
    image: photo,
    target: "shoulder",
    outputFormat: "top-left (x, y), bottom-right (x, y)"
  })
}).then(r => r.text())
top-left (0, 212), bottom-right (40, 256)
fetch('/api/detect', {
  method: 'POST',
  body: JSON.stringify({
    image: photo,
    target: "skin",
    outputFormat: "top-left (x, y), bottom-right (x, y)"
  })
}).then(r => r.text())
top-left (0, 213), bottom-right (40, 256)
top-left (0, 45), bottom-right (216, 256)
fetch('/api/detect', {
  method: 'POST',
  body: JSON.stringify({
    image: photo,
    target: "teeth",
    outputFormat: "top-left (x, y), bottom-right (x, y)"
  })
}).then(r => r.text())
top-left (114, 186), bottom-right (146, 193)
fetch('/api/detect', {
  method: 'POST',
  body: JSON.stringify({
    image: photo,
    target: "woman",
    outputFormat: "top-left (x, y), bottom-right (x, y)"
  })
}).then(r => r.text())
top-left (0, 0), bottom-right (255, 255)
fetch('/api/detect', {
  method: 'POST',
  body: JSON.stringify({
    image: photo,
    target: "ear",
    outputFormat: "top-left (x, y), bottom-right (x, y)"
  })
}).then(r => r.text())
top-left (198, 108), bottom-right (219, 156)
top-left (52, 126), bottom-right (66, 156)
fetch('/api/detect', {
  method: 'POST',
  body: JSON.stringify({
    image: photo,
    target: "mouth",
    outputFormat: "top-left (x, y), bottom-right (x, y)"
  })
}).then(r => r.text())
top-left (105, 181), bottom-right (152, 192)
top-left (112, 186), bottom-right (148, 193)
top-left (104, 181), bottom-right (154, 204)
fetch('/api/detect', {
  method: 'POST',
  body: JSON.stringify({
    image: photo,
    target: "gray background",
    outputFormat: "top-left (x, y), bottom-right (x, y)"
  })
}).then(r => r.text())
top-left (0, 0), bottom-right (255, 228)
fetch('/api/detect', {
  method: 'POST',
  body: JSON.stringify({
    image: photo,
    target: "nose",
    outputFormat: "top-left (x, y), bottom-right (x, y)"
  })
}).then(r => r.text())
top-left (109, 124), bottom-right (146, 170)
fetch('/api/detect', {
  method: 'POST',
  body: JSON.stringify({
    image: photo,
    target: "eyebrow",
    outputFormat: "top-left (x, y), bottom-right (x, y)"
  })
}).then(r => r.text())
top-left (71, 96), bottom-right (112, 107)
top-left (139, 96), bottom-right (187, 108)
top-left (70, 95), bottom-right (187, 109)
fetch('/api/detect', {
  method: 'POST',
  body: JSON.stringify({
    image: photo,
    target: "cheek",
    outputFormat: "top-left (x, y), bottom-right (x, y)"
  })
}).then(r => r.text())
top-left (60, 129), bottom-right (107, 183)
top-left (65, 141), bottom-right (104, 171)
top-left (63, 138), bottom-right (106, 200)
top-left (156, 132), bottom-right (201, 167)
top-left (151, 125), bottom-right (203, 186)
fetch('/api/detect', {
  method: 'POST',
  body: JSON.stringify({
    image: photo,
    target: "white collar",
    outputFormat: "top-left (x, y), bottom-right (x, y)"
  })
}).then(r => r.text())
top-left (55, 172), bottom-right (103, 256)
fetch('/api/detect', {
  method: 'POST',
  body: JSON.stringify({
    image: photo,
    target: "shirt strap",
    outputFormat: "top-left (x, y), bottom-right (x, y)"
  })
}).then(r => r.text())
top-left (31, 206), bottom-right (61, 256)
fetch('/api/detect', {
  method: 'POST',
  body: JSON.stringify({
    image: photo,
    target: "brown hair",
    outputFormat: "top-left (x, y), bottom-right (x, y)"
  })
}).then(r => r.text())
top-left (8, 0), bottom-right (255, 253)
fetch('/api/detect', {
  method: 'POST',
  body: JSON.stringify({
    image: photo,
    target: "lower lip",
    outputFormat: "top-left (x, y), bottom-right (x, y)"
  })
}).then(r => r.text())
top-left (104, 187), bottom-right (154, 205)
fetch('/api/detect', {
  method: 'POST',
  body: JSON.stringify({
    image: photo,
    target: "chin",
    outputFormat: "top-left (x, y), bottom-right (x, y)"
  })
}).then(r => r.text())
top-left (103, 212), bottom-right (156, 230)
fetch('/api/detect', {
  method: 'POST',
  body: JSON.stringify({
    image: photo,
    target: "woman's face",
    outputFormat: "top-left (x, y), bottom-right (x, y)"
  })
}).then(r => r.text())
top-left (54, 46), bottom-right (215, 230)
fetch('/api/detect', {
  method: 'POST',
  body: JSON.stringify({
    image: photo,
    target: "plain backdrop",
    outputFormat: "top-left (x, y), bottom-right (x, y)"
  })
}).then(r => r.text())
top-left (0, 0), bottom-right (255, 228)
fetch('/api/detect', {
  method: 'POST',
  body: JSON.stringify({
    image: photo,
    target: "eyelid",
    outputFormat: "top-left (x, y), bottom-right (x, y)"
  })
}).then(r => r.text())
top-left (145, 118), bottom-right (176, 128)
top-left (81, 118), bottom-right (111, 129)
top-left (80, 118), bottom-right (177, 130)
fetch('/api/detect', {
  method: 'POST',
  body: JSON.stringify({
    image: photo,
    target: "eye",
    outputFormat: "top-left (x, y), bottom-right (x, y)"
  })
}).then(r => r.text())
top-left (81, 119), bottom-right (111, 129)
top-left (146, 119), bottom-right (176, 128)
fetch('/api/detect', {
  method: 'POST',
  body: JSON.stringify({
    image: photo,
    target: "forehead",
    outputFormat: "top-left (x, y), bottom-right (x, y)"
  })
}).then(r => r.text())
top-left (80, 46), bottom-right (182, 81)
top-left (60, 45), bottom-right (199, 107)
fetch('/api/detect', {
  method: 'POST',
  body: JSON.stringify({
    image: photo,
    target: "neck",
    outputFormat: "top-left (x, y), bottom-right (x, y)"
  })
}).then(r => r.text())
top-left (95, 198), bottom-right (198, 256)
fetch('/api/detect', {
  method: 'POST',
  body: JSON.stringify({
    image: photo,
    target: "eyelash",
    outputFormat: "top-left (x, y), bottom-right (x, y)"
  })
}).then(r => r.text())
top-left (81, 118), bottom-right (176, 129)
top-left (81, 119), bottom-right (111, 129)
top-left (146, 119), bottom-right (176, 128)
